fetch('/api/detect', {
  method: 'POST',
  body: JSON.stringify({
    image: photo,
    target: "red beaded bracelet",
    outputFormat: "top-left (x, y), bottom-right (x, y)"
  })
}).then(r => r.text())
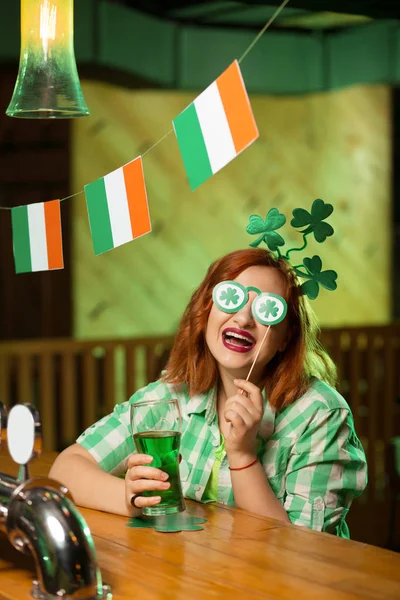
top-left (228, 457), bottom-right (258, 471)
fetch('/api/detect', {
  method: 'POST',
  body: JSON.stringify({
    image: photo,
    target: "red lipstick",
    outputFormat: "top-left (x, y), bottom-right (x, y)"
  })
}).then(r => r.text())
top-left (222, 328), bottom-right (256, 353)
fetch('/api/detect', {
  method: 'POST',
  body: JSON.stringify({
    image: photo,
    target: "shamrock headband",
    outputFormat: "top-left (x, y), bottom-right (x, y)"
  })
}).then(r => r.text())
top-left (212, 281), bottom-right (287, 326)
top-left (246, 199), bottom-right (338, 300)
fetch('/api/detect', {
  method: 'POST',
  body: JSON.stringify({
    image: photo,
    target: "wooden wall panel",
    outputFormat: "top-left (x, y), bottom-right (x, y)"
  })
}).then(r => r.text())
top-left (72, 82), bottom-right (391, 339)
top-left (0, 70), bottom-right (72, 340)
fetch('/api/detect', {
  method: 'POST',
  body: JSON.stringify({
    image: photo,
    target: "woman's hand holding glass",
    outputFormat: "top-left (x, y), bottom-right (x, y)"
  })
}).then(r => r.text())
top-left (125, 453), bottom-right (171, 510)
top-left (223, 379), bottom-right (263, 467)
top-left (129, 398), bottom-right (185, 515)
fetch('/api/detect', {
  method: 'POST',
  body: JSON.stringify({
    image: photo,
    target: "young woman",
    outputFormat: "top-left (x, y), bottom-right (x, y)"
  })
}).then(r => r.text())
top-left (50, 248), bottom-right (367, 537)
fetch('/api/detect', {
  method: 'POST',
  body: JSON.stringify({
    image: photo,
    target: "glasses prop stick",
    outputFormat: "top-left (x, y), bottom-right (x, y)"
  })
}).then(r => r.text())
top-left (242, 326), bottom-right (271, 387)
top-left (241, 292), bottom-right (287, 392)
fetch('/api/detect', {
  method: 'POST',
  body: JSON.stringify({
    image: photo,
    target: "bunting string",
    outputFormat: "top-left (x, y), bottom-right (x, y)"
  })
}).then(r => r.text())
top-left (238, 0), bottom-right (290, 63)
top-left (0, 0), bottom-right (289, 212)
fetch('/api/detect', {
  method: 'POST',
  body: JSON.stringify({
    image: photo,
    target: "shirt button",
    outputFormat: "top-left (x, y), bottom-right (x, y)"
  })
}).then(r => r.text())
top-left (212, 439), bottom-right (219, 447)
top-left (314, 497), bottom-right (324, 511)
top-left (194, 484), bottom-right (202, 492)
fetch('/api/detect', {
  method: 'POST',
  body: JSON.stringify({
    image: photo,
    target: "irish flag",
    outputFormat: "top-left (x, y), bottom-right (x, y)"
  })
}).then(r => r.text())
top-left (173, 60), bottom-right (259, 191)
top-left (11, 200), bottom-right (64, 274)
top-left (84, 156), bottom-right (151, 256)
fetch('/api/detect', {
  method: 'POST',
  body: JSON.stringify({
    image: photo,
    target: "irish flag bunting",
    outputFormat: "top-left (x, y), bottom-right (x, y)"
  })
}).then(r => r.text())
top-left (8, 61), bottom-right (260, 273)
top-left (11, 200), bottom-right (64, 274)
top-left (173, 60), bottom-right (259, 191)
top-left (84, 156), bottom-right (151, 255)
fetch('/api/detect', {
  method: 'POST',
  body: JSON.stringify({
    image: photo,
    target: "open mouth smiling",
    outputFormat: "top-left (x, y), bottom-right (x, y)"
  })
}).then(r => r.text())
top-left (222, 328), bottom-right (256, 353)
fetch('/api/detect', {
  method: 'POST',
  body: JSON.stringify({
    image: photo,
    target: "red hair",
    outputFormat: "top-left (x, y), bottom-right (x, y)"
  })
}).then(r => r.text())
top-left (163, 248), bottom-right (336, 410)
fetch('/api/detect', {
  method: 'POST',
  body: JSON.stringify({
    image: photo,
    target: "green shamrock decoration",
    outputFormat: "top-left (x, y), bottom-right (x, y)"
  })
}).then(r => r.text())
top-left (245, 198), bottom-right (338, 301)
top-left (246, 208), bottom-right (286, 253)
top-left (291, 199), bottom-right (334, 243)
top-left (259, 299), bottom-right (279, 318)
top-left (219, 287), bottom-right (240, 306)
top-left (127, 514), bottom-right (207, 533)
top-left (293, 256), bottom-right (338, 300)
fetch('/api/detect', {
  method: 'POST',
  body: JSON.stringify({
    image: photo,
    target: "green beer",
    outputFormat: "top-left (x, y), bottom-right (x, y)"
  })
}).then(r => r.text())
top-left (133, 430), bottom-right (185, 515)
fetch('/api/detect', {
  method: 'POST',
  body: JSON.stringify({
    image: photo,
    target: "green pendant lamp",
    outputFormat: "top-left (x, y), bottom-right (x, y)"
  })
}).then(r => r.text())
top-left (6, 0), bottom-right (89, 118)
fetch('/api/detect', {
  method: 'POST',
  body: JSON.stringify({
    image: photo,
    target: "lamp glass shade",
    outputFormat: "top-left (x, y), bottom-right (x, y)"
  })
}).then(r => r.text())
top-left (6, 0), bottom-right (89, 118)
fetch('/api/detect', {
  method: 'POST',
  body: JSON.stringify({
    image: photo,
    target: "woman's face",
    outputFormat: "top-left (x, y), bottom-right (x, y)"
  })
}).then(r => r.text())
top-left (205, 265), bottom-right (289, 383)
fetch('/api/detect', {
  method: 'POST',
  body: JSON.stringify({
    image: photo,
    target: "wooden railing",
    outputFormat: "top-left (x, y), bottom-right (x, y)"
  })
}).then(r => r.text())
top-left (0, 325), bottom-right (399, 547)
top-left (0, 336), bottom-right (174, 451)
top-left (320, 325), bottom-right (400, 546)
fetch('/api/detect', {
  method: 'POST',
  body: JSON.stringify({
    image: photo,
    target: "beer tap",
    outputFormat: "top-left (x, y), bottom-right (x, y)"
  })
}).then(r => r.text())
top-left (0, 401), bottom-right (112, 600)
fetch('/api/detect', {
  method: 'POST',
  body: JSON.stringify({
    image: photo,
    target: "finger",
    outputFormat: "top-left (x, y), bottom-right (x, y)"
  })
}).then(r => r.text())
top-left (128, 478), bottom-right (171, 495)
top-left (133, 495), bottom-right (162, 508)
top-left (225, 410), bottom-right (247, 432)
top-left (233, 379), bottom-right (263, 411)
top-left (225, 401), bottom-right (253, 425)
top-left (225, 395), bottom-right (257, 418)
top-left (127, 466), bottom-right (169, 482)
top-left (225, 403), bottom-right (252, 428)
top-left (127, 453), bottom-right (153, 468)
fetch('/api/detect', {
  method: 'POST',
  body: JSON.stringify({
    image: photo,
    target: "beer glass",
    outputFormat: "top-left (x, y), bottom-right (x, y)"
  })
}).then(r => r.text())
top-left (130, 398), bottom-right (185, 516)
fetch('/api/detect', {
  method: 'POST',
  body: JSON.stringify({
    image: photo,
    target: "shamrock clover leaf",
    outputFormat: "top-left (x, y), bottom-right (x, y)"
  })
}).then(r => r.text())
top-left (290, 199), bottom-right (334, 243)
top-left (219, 287), bottom-right (240, 306)
top-left (294, 255), bottom-right (338, 300)
top-left (246, 208), bottom-right (286, 252)
top-left (259, 299), bottom-right (279, 318)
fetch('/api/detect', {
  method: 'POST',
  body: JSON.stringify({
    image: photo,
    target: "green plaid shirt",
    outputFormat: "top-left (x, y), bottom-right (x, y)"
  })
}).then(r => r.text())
top-left (77, 377), bottom-right (367, 537)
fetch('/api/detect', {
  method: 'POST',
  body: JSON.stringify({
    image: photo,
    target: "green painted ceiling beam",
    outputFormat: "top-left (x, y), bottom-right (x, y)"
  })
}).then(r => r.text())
top-left (179, 27), bottom-right (325, 93)
top-left (0, 0), bottom-right (399, 94)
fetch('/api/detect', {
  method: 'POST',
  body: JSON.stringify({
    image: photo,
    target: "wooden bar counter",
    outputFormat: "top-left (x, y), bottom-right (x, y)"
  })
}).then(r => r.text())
top-left (0, 453), bottom-right (399, 600)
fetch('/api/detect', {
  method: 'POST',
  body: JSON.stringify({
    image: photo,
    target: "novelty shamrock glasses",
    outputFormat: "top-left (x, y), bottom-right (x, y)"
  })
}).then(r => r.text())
top-left (212, 281), bottom-right (287, 326)
top-left (246, 199), bottom-right (338, 300)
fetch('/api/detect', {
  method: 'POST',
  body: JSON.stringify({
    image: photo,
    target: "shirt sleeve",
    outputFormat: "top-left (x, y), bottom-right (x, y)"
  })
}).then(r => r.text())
top-left (76, 387), bottom-right (148, 475)
top-left (283, 408), bottom-right (368, 535)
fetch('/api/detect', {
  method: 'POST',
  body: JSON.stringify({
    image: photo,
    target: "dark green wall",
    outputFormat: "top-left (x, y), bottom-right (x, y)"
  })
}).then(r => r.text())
top-left (0, 1), bottom-right (399, 94)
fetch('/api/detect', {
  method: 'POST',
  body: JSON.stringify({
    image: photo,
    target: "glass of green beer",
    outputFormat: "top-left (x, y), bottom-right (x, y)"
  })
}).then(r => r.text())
top-left (130, 398), bottom-right (186, 516)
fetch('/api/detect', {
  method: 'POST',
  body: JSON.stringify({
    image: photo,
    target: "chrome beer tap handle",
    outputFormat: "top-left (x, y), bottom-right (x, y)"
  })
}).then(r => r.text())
top-left (7, 403), bottom-right (42, 483)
